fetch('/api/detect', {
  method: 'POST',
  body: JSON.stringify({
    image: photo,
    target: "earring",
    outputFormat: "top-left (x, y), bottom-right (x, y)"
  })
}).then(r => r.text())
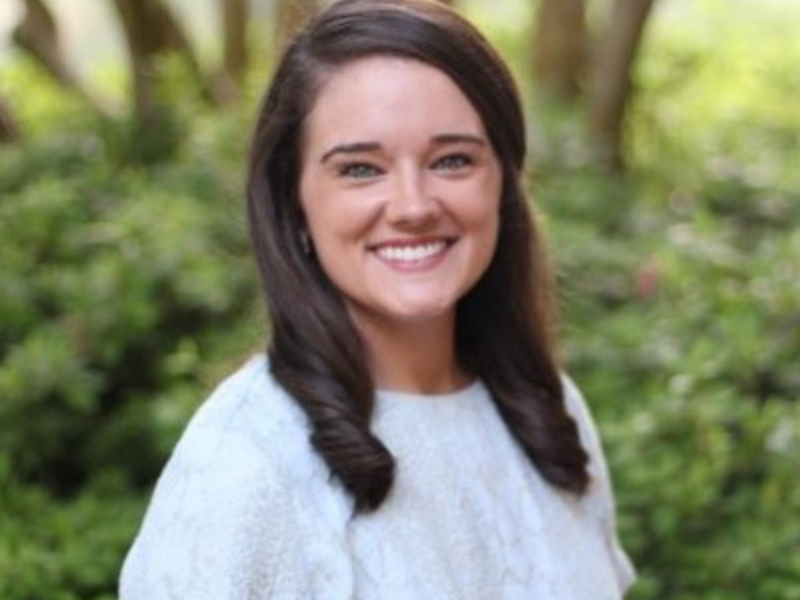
top-left (299, 231), bottom-right (311, 255)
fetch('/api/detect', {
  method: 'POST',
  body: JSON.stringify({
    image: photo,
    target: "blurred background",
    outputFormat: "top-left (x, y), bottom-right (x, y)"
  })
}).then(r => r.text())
top-left (1, 0), bottom-right (798, 598)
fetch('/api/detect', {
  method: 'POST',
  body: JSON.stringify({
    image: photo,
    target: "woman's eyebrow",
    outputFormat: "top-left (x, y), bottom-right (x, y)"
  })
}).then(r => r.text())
top-left (319, 134), bottom-right (485, 164)
top-left (320, 141), bottom-right (382, 163)
top-left (431, 133), bottom-right (486, 146)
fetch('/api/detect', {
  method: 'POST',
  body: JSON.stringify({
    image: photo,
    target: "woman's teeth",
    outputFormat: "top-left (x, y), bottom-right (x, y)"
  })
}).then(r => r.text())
top-left (375, 241), bottom-right (447, 262)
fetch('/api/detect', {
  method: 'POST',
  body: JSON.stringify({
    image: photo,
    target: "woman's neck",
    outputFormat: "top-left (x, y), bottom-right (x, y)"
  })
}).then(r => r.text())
top-left (351, 311), bottom-right (470, 395)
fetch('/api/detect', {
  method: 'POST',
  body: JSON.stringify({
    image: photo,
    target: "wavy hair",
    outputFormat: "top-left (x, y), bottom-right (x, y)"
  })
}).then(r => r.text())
top-left (247, 0), bottom-right (589, 512)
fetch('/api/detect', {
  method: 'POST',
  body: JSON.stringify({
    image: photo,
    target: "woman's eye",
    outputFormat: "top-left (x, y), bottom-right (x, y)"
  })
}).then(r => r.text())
top-left (434, 154), bottom-right (473, 171)
top-left (339, 163), bottom-right (382, 179)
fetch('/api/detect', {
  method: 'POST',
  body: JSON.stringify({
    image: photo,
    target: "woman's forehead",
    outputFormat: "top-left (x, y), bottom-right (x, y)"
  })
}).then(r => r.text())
top-left (301, 57), bottom-right (488, 155)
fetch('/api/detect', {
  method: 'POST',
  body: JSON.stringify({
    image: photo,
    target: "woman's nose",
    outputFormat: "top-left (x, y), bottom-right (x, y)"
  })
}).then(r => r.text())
top-left (384, 169), bottom-right (441, 227)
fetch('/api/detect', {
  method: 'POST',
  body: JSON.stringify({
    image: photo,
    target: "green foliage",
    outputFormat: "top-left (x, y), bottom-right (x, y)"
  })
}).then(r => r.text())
top-left (0, 113), bottom-right (257, 486)
top-left (536, 3), bottom-right (800, 598)
top-left (1, 1), bottom-right (798, 598)
top-left (1, 57), bottom-right (262, 598)
top-left (0, 459), bottom-right (144, 600)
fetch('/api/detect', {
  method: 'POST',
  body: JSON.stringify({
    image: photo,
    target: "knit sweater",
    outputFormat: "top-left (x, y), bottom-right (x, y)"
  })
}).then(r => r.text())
top-left (120, 354), bottom-right (635, 599)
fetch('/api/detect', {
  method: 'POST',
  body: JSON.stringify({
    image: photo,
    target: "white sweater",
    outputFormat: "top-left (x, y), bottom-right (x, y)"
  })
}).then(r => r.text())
top-left (120, 355), bottom-right (635, 599)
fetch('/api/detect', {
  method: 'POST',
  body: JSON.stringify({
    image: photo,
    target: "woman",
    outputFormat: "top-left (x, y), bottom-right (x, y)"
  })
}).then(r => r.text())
top-left (120, 0), bottom-right (635, 598)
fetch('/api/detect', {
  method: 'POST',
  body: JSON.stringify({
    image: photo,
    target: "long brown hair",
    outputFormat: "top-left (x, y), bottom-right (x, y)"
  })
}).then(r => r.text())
top-left (247, 0), bottom-right (589, 512)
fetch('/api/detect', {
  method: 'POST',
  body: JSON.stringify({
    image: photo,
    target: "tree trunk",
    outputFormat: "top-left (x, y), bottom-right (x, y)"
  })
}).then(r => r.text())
top-left (274, 0), bottom-right (319, 56)
top-left (222, 0), bottom-right (249, 84)
top-left (12, 0), bottom-right (106, 113)
top-left (12, 0), bottom-right (75, 87)
top-left (0, 95), bottom-right (21, 143)
top-left (214, 0), bottom-right (249, 103)
top-left (588, 0), bottom-right (658, 169)
top-left (113, 0), bottom-right (216, 118)
top-left (533, 0), bottom-right (589, 99)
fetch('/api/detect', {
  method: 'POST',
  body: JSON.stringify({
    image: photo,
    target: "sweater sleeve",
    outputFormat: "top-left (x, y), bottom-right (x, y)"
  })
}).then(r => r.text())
top-left (119, 361), bottom-right (353, 600)
top-left (562, 375), bottom-right (637, 595)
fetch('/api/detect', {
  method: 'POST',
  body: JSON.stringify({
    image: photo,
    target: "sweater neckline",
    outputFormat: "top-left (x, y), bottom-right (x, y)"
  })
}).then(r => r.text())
top-left (376, 379), bottom-right (483, 403)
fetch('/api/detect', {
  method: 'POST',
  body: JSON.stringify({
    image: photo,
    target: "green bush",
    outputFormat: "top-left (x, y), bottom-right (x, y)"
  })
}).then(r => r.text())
top-left (544, 170), bottom-right (800, 598)
top-left (0, 121), bottom-right (257, 489)
top-left (0, 457), bottom-right (144, 600)
top-left (537, 4), bottom-right (800, 597)
top-left (1, 64), bottom-right (262, 598)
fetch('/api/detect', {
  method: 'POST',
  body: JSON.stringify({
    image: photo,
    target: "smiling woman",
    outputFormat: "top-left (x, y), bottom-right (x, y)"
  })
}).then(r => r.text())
top-left (119, 1), bottom-right (635, 598)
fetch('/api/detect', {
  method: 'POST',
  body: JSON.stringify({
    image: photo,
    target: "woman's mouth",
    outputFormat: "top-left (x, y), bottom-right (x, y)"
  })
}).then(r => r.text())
top-left (370, 238), bottom-right (455, 267)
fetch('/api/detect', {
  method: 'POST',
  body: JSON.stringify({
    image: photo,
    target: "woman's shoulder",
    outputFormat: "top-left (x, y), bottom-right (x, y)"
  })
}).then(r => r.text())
top-left (120, 354), bottom-right (353, 599)
top-left (176, 355), bottom-right (304, 450)
top-left (559, 374), bottom-right (603, 457)
top-left (186, 353), bottom-right (304, 438)
top-left (159, 353), bottom-right (328, 495)
top-left (559, 373), bottom-right (637, 592)
top-left (558, 373), bottom-right (612, 496)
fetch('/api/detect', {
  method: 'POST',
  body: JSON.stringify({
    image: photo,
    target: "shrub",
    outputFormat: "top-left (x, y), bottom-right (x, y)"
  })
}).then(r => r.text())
top-left (537, 4), bottom-right (800, 594)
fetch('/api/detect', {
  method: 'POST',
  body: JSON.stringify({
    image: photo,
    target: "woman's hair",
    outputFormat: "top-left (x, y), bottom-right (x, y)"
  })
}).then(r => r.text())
top-left (247, 0), bottom-right (589, 512)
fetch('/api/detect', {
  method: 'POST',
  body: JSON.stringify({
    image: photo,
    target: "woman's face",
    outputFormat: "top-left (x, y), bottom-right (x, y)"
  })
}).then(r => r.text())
top-left (298, 56), bottom-right (502, 335)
